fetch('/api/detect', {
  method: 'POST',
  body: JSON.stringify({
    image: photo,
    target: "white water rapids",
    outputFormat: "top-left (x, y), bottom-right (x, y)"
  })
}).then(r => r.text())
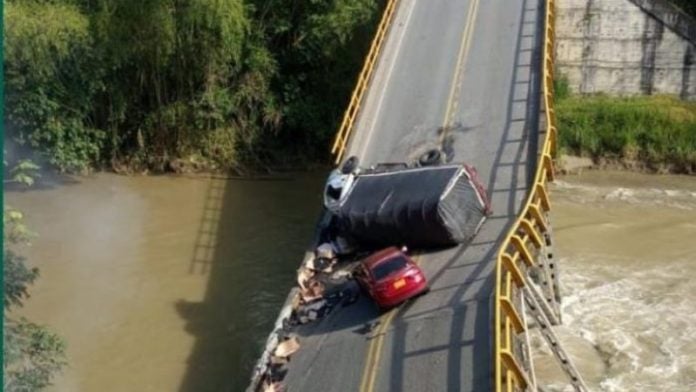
top-left (536, 172), bottom-right (696, 392)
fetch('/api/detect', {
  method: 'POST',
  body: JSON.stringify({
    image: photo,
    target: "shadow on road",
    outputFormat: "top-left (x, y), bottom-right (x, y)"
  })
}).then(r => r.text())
top-left (382, 0), bottom-right (545, 390)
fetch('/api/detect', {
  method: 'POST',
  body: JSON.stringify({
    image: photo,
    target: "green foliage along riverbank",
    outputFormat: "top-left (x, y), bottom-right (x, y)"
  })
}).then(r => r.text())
top-left (673, 0), bottom-right (696, 18)
top-left (3, 163), bottom-right (67, 391)
top-left (4, 0), bottom-right (379, 173)
top-left (557, 94), bottom-right (696, 173)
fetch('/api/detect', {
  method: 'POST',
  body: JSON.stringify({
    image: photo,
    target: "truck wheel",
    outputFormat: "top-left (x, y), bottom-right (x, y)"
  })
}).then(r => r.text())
top-left (341, 156), bottom-right (359, 174)
top-left (418, 149), bottom-right (442, 166)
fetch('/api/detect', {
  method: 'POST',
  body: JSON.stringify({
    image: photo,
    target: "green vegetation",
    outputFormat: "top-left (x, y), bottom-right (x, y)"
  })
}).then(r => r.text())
top-left (4, 163), bottom-right (67, 391)
top-left (553, 0), bottom-right (696, 174)
top-left (4, 0), bottom-right (380, 172)
top-left (672, 0), bottom-right (696, 18)
top-left (557, 94), bottom-right (696, 173)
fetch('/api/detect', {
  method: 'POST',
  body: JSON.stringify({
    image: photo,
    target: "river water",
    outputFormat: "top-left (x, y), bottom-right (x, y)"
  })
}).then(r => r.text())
top-left (5, 171), bottom-right (696, 391)
top-left (543, 172), bottom-right (696, 392)
top-left (5, 173), bottom-right (325, 392)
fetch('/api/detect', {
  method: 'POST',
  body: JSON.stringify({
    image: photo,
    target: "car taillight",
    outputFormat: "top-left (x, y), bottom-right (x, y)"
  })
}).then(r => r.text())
top-left (410, 274), bottom-right (423, 283)
top-left (376, 282), bottom-right (399, 297)
top-left (403, 268), bottom-right (422, 279)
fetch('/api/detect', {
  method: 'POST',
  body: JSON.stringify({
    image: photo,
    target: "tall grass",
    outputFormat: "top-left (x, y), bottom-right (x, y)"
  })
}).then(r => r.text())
top-left (557, 95), bottom-right (696, 173)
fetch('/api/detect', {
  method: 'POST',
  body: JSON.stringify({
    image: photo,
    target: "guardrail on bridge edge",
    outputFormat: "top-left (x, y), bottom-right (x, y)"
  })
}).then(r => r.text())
top-left (493, 0), bottom-right (559, 390)
top-left (331, 0), bottom-right (399, 164)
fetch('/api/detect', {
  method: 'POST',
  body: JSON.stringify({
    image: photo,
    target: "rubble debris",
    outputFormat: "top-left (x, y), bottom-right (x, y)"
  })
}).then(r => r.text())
top-left (267, 359), bottom-right (289, 381)
top-left (290, 291), bottom-right (301, 309)
top-left (263, 381), bottom-right (285, 392)
top-left (315, 243), bottom-right (335, 260)
top-left (250, 233), bottom-right (363, 391)
top-left (299, 278), bottom-right (325, 302)
top-left (297, 266), bottom-right (315, 290)
top-left (274, 336), bottom-right (300, 358)
top-left (296, 298), bottom-right (329, 323)
top-left (313, 243), bottom-right (338, 273)
top-left (248, 288), bottom-right (299, 392)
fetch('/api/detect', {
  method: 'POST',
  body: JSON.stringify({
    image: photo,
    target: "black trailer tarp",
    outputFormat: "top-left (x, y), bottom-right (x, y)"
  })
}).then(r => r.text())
top-left (334, 165), bottom-right (490, 248)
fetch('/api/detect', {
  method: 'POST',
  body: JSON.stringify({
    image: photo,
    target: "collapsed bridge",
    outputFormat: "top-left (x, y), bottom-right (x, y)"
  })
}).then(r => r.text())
top-left (252, 0), bottom-right (587, 391)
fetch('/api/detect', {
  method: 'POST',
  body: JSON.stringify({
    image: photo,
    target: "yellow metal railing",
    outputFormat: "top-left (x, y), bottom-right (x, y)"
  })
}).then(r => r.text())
top-left (331, 0), bottom-right (399, 164)
top-left (494, 0), bottom-right (558, 390)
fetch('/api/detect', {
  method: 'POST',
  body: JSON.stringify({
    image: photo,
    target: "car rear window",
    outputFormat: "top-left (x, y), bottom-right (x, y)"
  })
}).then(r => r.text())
top-left (372, 256), bottom-right (408, 281)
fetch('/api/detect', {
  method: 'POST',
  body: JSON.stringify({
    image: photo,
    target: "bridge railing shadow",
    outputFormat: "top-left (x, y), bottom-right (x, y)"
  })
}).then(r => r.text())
top-left (175, 174), bottom-right (325, 392)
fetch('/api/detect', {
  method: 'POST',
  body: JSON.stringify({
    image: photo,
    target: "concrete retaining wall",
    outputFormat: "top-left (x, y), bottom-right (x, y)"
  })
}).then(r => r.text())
top-left (556, 0), bottom-right (696, 99)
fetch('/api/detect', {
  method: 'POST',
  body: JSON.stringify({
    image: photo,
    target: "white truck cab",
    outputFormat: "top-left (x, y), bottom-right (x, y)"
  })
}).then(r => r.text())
top-left (323, 169), bottom-right (356, 213)
top-left (324, 156), bottom-right (360, 213)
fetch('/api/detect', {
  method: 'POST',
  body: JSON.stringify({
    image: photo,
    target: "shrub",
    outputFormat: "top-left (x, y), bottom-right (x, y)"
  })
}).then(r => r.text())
top-left (4, 1), bottom-right (104, 172)
top-left (557, 95), bottom-right (696, 172)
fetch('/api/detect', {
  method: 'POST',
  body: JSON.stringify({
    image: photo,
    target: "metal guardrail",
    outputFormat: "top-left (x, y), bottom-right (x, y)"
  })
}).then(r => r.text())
top-left (493, 0), bottom-right (560, 390)
top-left (330, 0), bottom-right (580, 389)
top-left (331, 0), bottom-right (399, 165)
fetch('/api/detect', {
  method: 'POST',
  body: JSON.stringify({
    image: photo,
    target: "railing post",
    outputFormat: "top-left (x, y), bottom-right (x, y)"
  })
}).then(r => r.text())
top-left (331, 0), bottom-right (400, 164)
top-left (494, 0), bottom-right (589, 390)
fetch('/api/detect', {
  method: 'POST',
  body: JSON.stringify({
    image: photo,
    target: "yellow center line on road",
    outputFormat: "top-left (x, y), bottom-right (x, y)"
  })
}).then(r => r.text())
top-left (359, 307), bottom-right (398, 392)
top-left (361, 254), bottom-right (421, 392)
top-left (359, 254), bottom-right (419, 392)
top-left (358, 0), bottom-right (480, 390)
top-left (442, 0), bottom-right (481, 140)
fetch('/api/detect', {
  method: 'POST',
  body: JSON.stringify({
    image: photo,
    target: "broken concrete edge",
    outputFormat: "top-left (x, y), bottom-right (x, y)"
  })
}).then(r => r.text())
top-left (248, 212), bottom-right (334, 392)
top-left (274, 336), bottom-right (301, 358)
top-left (263, 381), bottom-right (286, 392)
top-left (246, 286), bottom-right (298, 392)
top-left (248, 211), bottom-right (367, 391)
top-left (247, 251), bottom-right (315, 392)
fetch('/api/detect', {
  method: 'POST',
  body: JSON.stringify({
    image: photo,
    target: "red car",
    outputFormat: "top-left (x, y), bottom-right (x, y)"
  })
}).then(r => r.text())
top-left (355, 247), bottom-right (428, 309)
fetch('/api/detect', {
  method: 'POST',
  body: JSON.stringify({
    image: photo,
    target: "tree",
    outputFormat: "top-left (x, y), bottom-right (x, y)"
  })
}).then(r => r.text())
top-left (4, 0), bottom-right (381, 172)
top-left (3, 163), bottom-right (67, 391)
top-left (672, 0), bottom-right (696, 18)
top-left (4, 0), bottom-right (104, 172)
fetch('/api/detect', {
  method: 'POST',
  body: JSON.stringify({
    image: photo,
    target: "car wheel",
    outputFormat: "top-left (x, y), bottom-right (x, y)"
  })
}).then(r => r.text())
top-left (418, 149), bottom-right (442, 166)
top-left (340, 155), bottom-right (359, 174)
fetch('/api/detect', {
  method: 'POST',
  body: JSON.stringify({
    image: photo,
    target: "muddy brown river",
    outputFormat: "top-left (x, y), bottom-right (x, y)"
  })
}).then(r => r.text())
top-left (6, 173), bottom-right (325, 392)
top-left (546, 172), bottom-right (696, 391)
top-left (5, 170), bottom-right (696, 391)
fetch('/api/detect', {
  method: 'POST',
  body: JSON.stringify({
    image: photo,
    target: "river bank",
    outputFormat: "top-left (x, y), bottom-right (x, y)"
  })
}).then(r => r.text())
top-left (556, 95), bottom-right (696, 174)
top-left (557, 153), bottom-right (696, 175)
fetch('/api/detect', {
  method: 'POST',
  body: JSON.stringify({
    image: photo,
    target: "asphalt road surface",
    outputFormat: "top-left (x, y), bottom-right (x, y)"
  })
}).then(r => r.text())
top-left (284, 0), bottom-right (544, 390)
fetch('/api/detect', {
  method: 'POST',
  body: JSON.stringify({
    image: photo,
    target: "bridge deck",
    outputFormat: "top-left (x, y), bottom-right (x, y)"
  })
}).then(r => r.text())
top-left (284, 0), bottom-right (544, 390)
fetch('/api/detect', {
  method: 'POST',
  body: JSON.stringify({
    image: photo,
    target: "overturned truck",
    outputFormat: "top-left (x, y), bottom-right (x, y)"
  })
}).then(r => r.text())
top-left (328, 164), bottom-right (492, 248)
